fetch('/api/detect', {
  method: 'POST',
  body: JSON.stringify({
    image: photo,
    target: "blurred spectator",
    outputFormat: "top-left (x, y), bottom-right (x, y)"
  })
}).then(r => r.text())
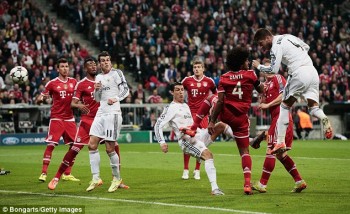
top-left (0, 0), bottom-right (349, 107)
top-left (133, 83), bottom-right (146, 104)
top-left (147, 88), bottom-right (163, 104)
top-left (8, 83), bottom-right (22, 103)
top-left (141, 111), bottom-right (156, 130)
top-left (294, 108), bottom-right (313, 140)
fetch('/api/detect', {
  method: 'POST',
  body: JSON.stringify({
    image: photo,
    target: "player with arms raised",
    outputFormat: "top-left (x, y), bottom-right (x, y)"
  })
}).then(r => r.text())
top-left (208, 47), bottom-right (263, 195)
top-left (37, 58), bottom-right (78, 182)
top-left (252, 28), bottom-right (332, 154)
top-left (181, 58), bottom-right (216, 180)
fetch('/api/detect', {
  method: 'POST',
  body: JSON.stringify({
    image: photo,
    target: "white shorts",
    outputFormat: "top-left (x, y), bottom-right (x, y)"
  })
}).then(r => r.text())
top-left (90, 114), bottom-right (122, 141)
top-left (283, 66), bottom-right (319, 103)
top-left (195, 128), bottom-right (214, 147)
top-left (178, 137), bottom-right (208, 158)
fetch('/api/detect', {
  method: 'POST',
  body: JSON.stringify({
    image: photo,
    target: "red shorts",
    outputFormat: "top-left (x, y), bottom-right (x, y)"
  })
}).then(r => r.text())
top-left (267, 116), bottom-right (294, 150)
top-left (220, 110), bottom-right (250, 148)
top-left (46, 119), bottom-right (77, 145)
top-left (74, 118), bottom-right (94, 145)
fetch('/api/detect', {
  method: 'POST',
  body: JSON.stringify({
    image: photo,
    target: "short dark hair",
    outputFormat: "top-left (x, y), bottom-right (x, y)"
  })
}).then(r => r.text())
top-left (254, 28), bottom-right (273, 43)
top-left (170, 82), bottom-right (182, 92)
top-left (98, 51), bottom-right (111, 62)
top-left (84, 57), bottom-right (96, 65)
top-left (56, 58), bottom-right (68, 67)
top-left (226, 47), bottom-right (249, 71)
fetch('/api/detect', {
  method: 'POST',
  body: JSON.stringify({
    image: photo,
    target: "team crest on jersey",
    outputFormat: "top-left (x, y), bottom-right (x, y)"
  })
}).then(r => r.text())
top-left (197, 83), bottom-right (201, 87)
top-left (203, 82), bottom-right (207, 87)
top-left (69, 83), bottom-right (74, 88)
top-left (48, 135), bottom-right (53, 140)
top-left (76, 137), bottom-right (81, 143)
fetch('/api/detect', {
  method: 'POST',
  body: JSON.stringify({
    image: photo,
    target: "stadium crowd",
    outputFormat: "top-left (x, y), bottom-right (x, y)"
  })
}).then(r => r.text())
top-left (0, 0), bottom-right (349, 106)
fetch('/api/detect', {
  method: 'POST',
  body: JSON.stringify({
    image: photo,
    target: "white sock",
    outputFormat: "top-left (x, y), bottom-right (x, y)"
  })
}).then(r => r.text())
top-left (108, 151), bottom-right (120, 180)
top-left (205, 159), bottom-right (219, 191)
top-left (89, 150), bottom-right (100, 181)
top-left (309, 106), bottom-right (327, 120)
top-left (277, 104), bottom-right (290, 144)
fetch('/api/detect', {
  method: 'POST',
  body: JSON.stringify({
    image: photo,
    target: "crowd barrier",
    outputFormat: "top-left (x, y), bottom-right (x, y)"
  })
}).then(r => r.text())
top-left (1, 102), bottom-right (346, 144)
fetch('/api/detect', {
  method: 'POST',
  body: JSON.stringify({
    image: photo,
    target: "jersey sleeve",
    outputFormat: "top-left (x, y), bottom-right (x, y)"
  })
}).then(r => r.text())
top-left (258, 37), bottom-right (283, 74)
top-left (42, 81), bottom-right (52, 96)
top-left (275, 74), bottom-right (286, 94)
top-left (115, 69), bottom-right (130, 102)
top-left (73, 81), bottom-right (83, 100)
top-left (209, 78), bottom-right (217, 94)
top-left (217, 76), bottom-right (225, 93)
top-left (154, 104), bottom-right (176, 144)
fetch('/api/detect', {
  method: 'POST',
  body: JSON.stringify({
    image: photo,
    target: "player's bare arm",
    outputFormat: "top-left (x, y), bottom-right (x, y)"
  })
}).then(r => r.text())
top-left (208, 93), bottom-right (224, 135)
top-left (71, 98), bottom-right (89, 114)
top-left (259, 93), bottom-right (283, 110)
top-left (35, 94), bottom-right (50, 105)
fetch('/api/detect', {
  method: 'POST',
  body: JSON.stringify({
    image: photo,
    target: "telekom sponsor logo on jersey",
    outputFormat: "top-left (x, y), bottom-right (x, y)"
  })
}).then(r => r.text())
top-left (191, 89), bottom-right (198, 97)
top-left (59, 91), bottom-right (67, 98)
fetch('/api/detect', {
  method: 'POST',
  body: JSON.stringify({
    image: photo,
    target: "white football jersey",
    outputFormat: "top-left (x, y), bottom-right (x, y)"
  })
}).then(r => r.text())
top-left (94, 68), bottom-right (129, 116)
top-left (154, 101), bottom-right (193, 144)
top-left (259, 34), bottom-right (313, 75)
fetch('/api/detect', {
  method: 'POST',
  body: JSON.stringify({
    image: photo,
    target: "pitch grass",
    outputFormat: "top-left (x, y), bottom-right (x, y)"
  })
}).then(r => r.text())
top-left (0, 140), bottom-right (349, 214)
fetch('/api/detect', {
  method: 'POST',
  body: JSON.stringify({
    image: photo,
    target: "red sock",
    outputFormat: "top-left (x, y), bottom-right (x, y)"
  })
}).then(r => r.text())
top-left (56, 145), bottom-right (81, 179)
top-left (191, 101), bottom-right (211, 130)
top-left (259, 154), bottom-right (276, 185)
top-left (115, 143), bottom-right (121, 170)
top-left (183, 153), bottom-right (190, 170)
top-left (195, 160), bottom-right (201, 170)
top-left (63, 144), bottom-right (81, 175)
top-left (241, 153), bottom-right (252, 186)
top-left (41, 144), bottom-right (55, 174)
top-left (279, 155), bottom-right (302, 182)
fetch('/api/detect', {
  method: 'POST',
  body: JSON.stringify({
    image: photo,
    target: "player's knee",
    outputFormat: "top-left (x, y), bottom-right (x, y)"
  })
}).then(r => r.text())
top-left (88, 142), bottom-right (98, 151)
top-left (106, 147), bottom-right (114, 154)
top-left (201, 149), bottom-right (213, 160)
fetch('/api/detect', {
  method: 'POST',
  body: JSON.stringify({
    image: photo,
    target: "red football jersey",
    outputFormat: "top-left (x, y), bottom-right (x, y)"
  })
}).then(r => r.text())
top-left (182, 75), bottom-right (217, 114)
top-left (263, 74), bottom-right (286, 119)
top-left (42, 77), bottom-right (77, 120)
top-left (73, 77), bottom-right (99, 120)
top-left (218, 70), bottom-right (259, 115)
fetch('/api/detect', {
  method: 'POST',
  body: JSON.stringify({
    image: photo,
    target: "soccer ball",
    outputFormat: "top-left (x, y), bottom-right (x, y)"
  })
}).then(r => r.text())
top-left (10, 66), bottom-right (28, 84)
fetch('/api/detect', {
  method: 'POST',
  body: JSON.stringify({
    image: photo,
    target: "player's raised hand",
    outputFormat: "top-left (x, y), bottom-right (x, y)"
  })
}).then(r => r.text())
top-left (94, 81), bottom-right (102, 90)
top-left (252, 60), bottom-right (260, 69)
